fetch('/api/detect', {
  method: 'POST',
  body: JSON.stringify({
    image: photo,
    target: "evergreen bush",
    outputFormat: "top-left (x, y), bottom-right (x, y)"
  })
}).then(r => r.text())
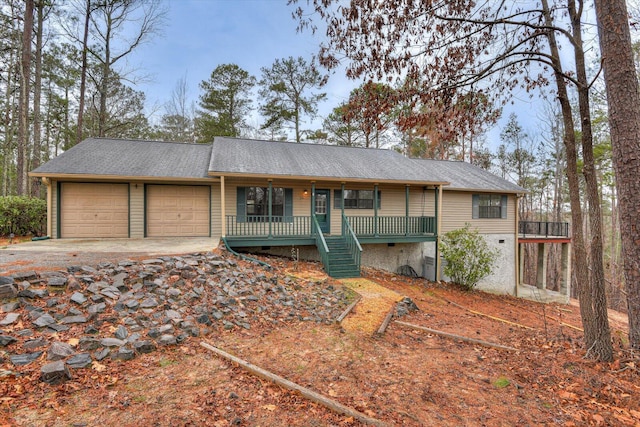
top-left (440, 223), bottom-right (499, 290)
top-left (0, 196), bottom-right (47, 237)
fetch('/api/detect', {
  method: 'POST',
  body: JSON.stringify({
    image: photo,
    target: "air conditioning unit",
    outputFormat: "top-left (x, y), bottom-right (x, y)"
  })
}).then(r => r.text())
top-left (421, 256), bottom-right (450, 282)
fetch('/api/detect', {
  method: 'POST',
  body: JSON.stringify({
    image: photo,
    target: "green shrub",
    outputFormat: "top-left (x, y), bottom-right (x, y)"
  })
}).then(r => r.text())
top-left (0, 196), bottom-right (47, 237)
top-left (440, 223), bottom-right (499, 290)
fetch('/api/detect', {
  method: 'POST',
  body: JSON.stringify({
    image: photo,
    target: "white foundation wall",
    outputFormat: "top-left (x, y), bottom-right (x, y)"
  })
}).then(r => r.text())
top-left (473, 234), bottom-right (517, 295)
top-left (249, 233), bottom-right (517, 296)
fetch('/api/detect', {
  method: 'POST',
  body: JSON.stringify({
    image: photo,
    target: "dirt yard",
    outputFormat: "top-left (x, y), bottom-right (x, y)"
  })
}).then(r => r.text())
top-left (2, 254), bottom-right (638, 427)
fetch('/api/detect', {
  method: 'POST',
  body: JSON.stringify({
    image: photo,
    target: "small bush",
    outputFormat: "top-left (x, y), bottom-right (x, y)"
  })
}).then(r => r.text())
top-left (440, 223), bottom-right (498, 290)
top-left (0, 196), bottom-right (47, 237)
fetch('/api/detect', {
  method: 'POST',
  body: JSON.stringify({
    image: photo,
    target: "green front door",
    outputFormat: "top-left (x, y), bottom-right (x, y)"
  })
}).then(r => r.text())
top-left (315, 189), bottom-right (330, 234)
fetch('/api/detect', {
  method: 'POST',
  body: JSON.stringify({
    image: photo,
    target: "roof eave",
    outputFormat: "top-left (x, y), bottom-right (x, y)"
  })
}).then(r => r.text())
top-left (209, 171), bottom-right (450, 186)
top-left (29, 172), bottom-right (220, 183)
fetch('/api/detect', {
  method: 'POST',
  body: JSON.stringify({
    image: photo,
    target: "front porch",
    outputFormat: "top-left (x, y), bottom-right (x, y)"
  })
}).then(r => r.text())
top-left (224, 214), bottom-right (437, 247)
top-left (224, 213), bottom-right (437, 279)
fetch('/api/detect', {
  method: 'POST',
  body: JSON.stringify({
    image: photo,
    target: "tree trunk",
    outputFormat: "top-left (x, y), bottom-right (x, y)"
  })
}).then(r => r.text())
top-left (541, 0), bottom-right (606, 360)
top-left (594, 0), bottom-right (640, 350)
top-left (2, 43), bottom-right (17, 196)
top-left (31, 1), bottom-right (44, 198)
top-left (76, 0), bottom-right (91, 144)
top-left (17, 0), bottom-right (34, 196)
top-left (569, 0), bottom-right (612, 361)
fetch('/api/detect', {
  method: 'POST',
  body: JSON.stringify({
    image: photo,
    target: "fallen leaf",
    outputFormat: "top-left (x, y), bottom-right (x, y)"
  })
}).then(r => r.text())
top-left (262, 404), bottom-right (277, 411)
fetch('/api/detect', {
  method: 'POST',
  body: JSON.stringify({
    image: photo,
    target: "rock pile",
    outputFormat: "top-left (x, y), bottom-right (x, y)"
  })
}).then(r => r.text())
top-left (0, 252), bottom-right (352, 384)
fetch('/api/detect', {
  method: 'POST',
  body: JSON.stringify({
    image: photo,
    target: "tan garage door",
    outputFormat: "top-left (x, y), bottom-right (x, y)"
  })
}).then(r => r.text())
top-left (60, 183), bottom-right (129, 238)
top-left (146, 185), bottom-right (210, 237)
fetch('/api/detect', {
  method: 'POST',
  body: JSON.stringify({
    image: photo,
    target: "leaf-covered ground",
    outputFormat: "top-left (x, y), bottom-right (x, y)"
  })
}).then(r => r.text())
top-left (2, 255), bottom-right (638, 427)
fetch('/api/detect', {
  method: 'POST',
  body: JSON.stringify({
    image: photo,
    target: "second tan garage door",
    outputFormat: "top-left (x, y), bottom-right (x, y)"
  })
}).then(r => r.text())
top-left (60, 183), bottom-right (129, 238)
top-left (146, 185), bottom-right (210, 237)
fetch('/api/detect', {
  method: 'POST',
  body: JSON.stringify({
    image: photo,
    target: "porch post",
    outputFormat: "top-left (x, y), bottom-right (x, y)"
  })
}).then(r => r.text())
top-left (435, 184), bottom-right (443, 282)
top-left (268, 180), bottom-right (273, 238)
top-left (536, 242), bottom-right (548, 290)
top-left (311, 181), bottom-right (316, 234)
top-left (43, 177), bottom-right (52, 237)
top-left (374, 183), bottom-right (379, 237)
top-left (341, 182), bottom-right (345, 218)
top-left (405, 185), bottom-right (410, 236)
top-left (220, 176), bottom-right (226, 238)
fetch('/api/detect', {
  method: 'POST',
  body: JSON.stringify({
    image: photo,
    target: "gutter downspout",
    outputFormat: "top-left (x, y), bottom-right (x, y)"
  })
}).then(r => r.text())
top-left (221, 236), bottom-right (271, 269)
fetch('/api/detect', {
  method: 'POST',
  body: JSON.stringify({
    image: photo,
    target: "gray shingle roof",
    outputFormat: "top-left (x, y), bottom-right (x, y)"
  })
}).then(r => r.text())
top-left (31, 136), bottom-right (526, 193)
top-left (209, 137), bottom-right (449, 185)
top-left (209, 137), bottom-right (525, 193)
top-left (31, 138), bottom-right (212, 179)
top-left (408, 158), bottom-right (526, 193)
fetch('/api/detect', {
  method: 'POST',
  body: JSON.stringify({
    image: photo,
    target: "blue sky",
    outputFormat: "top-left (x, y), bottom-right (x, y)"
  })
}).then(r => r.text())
top-left (128, 0), bottom-right (359, 131)
top-left (127, 0), bottom-right (545, 147)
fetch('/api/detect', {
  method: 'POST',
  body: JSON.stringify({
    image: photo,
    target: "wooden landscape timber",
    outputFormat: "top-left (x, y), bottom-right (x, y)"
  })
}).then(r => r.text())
top-left (394, 321), bottom-right (520, 352)
top-left (200, 341), bottom-right (391, 427)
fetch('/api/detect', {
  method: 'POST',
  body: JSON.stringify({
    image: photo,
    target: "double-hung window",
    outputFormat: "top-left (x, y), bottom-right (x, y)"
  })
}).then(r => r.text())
top-left (237, 187), bottom-right (292, 222)
top-left (335, 189), bottom-right (381, 209)
top-left (472, 194), bottom-right (507, 219)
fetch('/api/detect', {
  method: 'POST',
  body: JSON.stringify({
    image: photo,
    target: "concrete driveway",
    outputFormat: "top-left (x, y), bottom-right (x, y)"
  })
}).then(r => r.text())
top-left (0, 237), bottom-right (220, 275)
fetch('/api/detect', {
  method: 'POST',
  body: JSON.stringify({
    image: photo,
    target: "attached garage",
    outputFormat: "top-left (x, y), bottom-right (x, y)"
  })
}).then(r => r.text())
top-left (60, 182), bottom-right (129, 238)
top-left (146, 185), bottom-right (211, 237)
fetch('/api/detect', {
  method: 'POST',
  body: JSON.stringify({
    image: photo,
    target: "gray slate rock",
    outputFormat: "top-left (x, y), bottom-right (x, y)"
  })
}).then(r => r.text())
top-left (115, 325), bottom-right (128, 340)
top-left (70, 292), bottom-right (87, 305)
top-left (140, 297), bottom-right (159, 308)
top-left (41, 360), bottom-right (71, 384)
top-left (133, 340), bottom-right (156, 354)
top-left (158, 334), bottom-right (177, 345)
top-left (61, 315), bottom-right (87, 324)
top-left (0, 335), bottom-right (17, 346)
top-left (10, 351), bottom-right (43, 366)
top-left (0, 312), bottom-right (20, 326)
top-left (113, 347), bottom-right (134, 361)
top-left (11, 271), bottom-right (37, 282)
top-left (47, 341), bottom-right (75, 361)
top-left (94, 348), bottom-right (110, 361)
top-left (18, 288), bottom-right (48, 299)
top-left (23, 337), bottom-right (47, 349)
top-left (33, 313), bottom-right (56, 328)
top-left (47, 276), bottom-right (68, 287)
top-left (1, 301), bottom-right (20, 312)
top-left (88, 303), bottom-right (106, 315)
top-left (67, 353), bottom-right (92, 368)
top-left (79, 337), bottom-right (101, 351)
top-left (0, 276), bottom-right (15, 285)
top-left (101, 338), bottom-right (125, 347)
top-left (0, 283), bottom-right (17, 300)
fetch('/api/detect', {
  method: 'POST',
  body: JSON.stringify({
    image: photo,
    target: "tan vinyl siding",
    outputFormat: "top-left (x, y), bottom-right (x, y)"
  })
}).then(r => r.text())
top-left (129, 182), bottom-right (144, 237)
top-left (225, 179), bottom-right (437, 235)
top-left (211, 183), bottom-right (221, 237)
top-left (441, 191), bottom-right (516, 234)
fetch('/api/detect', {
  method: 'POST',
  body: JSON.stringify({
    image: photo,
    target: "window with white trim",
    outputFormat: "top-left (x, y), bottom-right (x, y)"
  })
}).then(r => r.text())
top-left (472, 194), bottom-right (507, 219)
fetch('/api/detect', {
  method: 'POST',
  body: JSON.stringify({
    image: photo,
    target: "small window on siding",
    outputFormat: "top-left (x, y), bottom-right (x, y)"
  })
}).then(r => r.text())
top-left (335, 189), bottom-right (381, 209)
top-left (472, 194), bottom-right (507, 219)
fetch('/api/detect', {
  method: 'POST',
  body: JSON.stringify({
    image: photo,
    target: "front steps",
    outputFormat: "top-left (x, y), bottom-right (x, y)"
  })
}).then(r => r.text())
top-left (322, 236), bottom-right (360, 278)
